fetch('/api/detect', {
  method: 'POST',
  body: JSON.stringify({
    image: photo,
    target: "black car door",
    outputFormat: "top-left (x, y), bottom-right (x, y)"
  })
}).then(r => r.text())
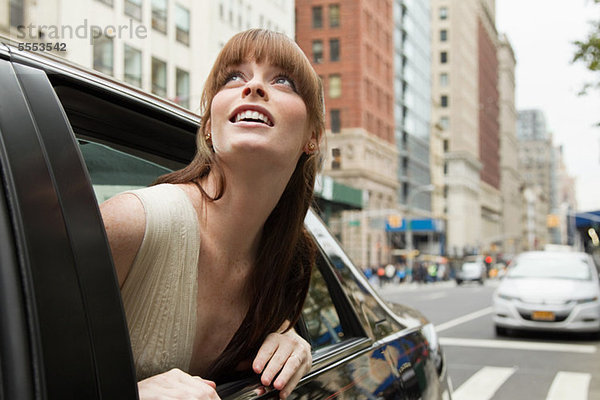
top-left (0, 51), bottom-right (137, 399)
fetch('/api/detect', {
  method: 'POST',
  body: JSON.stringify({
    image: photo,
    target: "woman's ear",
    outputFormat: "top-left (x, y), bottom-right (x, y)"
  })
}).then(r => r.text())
top-left (304, 131), bottom-right (319, 154)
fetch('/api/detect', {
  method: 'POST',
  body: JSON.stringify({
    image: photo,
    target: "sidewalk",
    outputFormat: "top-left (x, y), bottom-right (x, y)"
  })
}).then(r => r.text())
top-left (374, 279), bottom-right (457, 296)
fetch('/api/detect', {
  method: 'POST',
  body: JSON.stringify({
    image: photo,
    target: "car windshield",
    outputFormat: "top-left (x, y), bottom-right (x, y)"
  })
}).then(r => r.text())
top-left (508, 256), bottom-right (592, 281)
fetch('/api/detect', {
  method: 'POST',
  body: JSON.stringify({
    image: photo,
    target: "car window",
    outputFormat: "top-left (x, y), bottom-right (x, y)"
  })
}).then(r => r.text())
top-left (302, 255), bottom-right (345, 350)
top-left (78, 140), bottom-right (172, 202)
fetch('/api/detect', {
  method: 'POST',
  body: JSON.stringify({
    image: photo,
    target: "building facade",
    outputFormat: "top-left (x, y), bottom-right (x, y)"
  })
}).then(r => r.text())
top-left (393, 0), bottom-right (445, 260)
top-left (295, 0), bottom-right (399, 268)
top-left (477, 0), bottom-right (502, 257)
top-left (432, 0), bottom-right (481, 258)
top-left (497, 34), bottom-right (523, 257)
top-left (517, 108), bottom-right (555, 247)
top-left (5, 0), bottom-right (294, 112)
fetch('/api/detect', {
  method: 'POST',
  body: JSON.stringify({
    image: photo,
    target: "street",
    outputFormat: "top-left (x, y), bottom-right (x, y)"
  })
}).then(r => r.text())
top-left (377, 280), bottom-right (600, 400)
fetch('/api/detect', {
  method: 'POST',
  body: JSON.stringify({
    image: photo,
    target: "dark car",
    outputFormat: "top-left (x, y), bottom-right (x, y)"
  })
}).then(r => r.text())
top-left (0, 40), bottom-right (452, 399)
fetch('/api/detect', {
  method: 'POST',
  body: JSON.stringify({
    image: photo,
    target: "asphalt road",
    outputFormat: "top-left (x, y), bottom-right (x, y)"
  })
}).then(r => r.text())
top-left (377, 280), bottom-right (600, 400)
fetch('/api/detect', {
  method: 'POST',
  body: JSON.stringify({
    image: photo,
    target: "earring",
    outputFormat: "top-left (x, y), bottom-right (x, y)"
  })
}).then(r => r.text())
top-left (205, 132), bottom-right (211, 141)
top-left (308, 142), bottom-right (316, 152)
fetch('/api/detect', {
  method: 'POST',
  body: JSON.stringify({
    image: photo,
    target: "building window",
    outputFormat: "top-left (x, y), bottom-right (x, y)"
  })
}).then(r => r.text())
top-left (329, 4), bottom-right (340, 27)
top-left (331, 148), bottom-right (341, 170)
top-left (93, 35), bottom-right (114, 76)
top-left (175, 4), bottom-right (190, 45)
top-left (329, 38), bottom-right (340, 61)
top-left (440, 6), bottom-right (448, 20)
top-left (440, 72), bottom-right (448, 86)
top-left (331, 109), bottom-right (341, 133)
top-left (329, 74), bottom-right (342, 98)
top-left (441, 95), bottom-right (448, 108)
top-left (440, 117), bottom-right (449, 130)
top-left (151, 57), bottom-right (167, 97)
top-left (440, 51), bottom-right (448, 64)
top-left (312, 40), bottom-right (323, 63)
top-left (9, 0), bottom-right (24, 28)
top-left (152, 0), bottom-right (168, 34)
top-left (124, 0), bottom-right (142, 20)
top-left (440, 29), bottom-right (447, 41)
top-left (124, 45), bottom-right (142, 87)
top-left (176, 68), bottom-right (190, 109)
top-left (312, 6), bottom-right (323, 28)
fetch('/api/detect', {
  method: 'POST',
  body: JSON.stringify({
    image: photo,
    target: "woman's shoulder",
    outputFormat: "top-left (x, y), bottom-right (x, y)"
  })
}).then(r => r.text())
top-left (100, 191), bottom-right (147, 287)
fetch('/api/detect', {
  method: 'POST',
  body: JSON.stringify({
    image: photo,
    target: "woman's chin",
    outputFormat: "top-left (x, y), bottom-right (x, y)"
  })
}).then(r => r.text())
top-left (217, 143), bottom-right (298, 170)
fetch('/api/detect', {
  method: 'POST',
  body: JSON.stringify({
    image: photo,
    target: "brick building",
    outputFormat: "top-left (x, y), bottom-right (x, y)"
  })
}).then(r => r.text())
top-left (295, 0), bottom-right (399, 268)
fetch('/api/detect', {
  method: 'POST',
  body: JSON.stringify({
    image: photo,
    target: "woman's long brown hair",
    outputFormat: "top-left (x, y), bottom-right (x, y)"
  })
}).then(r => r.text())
top-left (153, 29), bottom-right (325, 381)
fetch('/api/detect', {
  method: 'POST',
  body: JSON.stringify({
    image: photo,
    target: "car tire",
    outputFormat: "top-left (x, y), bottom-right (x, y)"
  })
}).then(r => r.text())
top-left (478, 279), bottom-right (484, 285)
top-left (456, 280), bottom-right (462, 285)
top-left (495, 325), bottom-right (508, 336)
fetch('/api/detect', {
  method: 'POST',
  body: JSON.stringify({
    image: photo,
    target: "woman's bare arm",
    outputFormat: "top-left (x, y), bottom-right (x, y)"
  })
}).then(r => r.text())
top-left (99, 193), bottom-right (146, 287)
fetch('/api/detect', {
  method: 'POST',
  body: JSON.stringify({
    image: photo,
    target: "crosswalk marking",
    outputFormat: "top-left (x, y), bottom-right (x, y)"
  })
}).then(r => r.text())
top-left (546, 372), bottom-right (591, 400)
top-left (452, 366), bottom-right (517, 400)
top-left (439, 337), bottom-right (597, 354)
top-left (452, 367), bottom-right (593, 400)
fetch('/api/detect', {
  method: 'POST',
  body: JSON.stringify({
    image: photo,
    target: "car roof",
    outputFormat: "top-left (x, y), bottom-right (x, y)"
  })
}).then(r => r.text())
top-left (0, 34), bottom-right (200, 126)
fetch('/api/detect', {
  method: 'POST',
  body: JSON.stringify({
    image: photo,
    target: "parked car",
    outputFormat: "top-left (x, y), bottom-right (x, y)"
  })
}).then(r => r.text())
top-left (493, 251), bottom-right (600, 337)
top-left (455, 262), bottom-right (486, 285)
top-left (0, 41), bottom-right (452, 399)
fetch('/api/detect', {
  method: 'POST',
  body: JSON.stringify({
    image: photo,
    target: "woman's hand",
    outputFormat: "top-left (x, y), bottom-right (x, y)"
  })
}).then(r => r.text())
top-left (252, 325), bottom-right (312, 399)
top-left (137, 368), bottom-right (221, 400)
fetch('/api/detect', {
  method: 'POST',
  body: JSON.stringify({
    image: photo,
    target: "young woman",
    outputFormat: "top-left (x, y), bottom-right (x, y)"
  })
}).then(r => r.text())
top-left (100, 29), bottom-right (324, 400)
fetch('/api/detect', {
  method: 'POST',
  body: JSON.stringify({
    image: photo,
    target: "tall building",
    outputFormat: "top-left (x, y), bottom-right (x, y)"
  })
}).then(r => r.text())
top-left (517, 109), bottom-right (549, 140)
top-left (497, 34), bottom-right (523, 257)
top-left (394, 0), bottom-right (432, 210)
top-left (295, 0), bottom-right (399, 268)
top-left (4, 0), bottom-right (294, 112)
top-left (431, 0), bottom-right (503, 258)
top-left (477, 0), bottom-right (502, 257)
top-left (517, 109), bottom-right (554, 248)
top-left (393, 0), bottom-right (445, 258)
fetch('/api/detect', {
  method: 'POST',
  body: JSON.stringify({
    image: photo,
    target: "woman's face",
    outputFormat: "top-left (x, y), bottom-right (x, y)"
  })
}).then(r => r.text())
top-left (209, 61), bottom-right (315, 168)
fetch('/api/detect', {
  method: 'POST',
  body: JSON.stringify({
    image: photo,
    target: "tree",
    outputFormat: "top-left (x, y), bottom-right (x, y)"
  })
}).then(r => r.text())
top-left (572, 0), bottom-right (600, 102)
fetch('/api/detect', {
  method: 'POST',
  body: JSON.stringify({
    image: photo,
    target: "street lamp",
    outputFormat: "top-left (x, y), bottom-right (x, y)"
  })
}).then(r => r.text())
top-left (405, 184), bottom-right (435, 274)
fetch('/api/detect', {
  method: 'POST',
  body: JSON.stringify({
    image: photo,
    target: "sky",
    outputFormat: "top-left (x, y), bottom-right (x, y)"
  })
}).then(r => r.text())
top-left (495, 0), bottom-right (600, 212)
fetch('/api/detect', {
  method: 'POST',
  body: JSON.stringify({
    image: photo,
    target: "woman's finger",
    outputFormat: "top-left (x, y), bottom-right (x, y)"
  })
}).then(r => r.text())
top-left (259, 342), bottom-right (293, 386)
top-left (253, 333), bottom-right (280, 374)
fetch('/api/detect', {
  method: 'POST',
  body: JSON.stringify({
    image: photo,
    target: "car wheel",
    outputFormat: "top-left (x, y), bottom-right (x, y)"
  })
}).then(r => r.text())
top-left (456, 280), bottom-right (462, 285)
top-left (478, 279), bottom-right (484, 285)
top-left (495, 325), bottom-right (508, 336)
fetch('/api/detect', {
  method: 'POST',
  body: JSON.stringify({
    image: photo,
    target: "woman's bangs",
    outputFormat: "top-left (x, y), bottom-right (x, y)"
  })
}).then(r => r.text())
top-left (216, 31), bottom-right (318, 98)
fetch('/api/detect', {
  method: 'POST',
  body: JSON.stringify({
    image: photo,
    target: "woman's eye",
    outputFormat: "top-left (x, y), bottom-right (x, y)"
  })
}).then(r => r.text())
top-left (274, 76), bottom-right (296, 90)
top-left (224, 72), bottom-right (244, 85)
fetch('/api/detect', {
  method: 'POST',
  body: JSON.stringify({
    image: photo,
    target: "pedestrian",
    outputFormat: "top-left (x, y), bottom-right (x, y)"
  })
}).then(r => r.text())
top-left (100, 29), bottom-right (323, 400)
top-left (377, 265), bottom-right (386, 287)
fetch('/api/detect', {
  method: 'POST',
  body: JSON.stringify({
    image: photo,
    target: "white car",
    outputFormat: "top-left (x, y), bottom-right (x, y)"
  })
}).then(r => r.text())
top-left (493, 251), bottom-right (600, 336)
top-left (455, 262), bottom-right (486, 285)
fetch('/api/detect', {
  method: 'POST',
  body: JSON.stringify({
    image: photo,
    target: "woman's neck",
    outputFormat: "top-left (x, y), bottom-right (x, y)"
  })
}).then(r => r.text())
top-left (195, 159), bottom-right (295, 268)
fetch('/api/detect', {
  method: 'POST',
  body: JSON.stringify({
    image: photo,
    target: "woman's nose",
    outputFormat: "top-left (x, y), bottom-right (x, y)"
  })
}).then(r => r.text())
top-left (242, 80), bottom-right (268, 100)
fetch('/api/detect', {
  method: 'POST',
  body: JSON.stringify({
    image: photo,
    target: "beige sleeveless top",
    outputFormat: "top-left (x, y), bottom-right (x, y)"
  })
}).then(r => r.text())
top-left (120, 184), bottom-right (200, 381)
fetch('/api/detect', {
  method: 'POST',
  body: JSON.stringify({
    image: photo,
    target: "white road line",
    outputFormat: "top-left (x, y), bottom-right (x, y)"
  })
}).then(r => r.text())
top-left (439, 337), bottom-right (597, 354)
top-left (452, 366), bottom-right (517, 400)
top-left (435, 307), bottom-right (493, 332)
top-left (546, 372), bottom-right (591, 400)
